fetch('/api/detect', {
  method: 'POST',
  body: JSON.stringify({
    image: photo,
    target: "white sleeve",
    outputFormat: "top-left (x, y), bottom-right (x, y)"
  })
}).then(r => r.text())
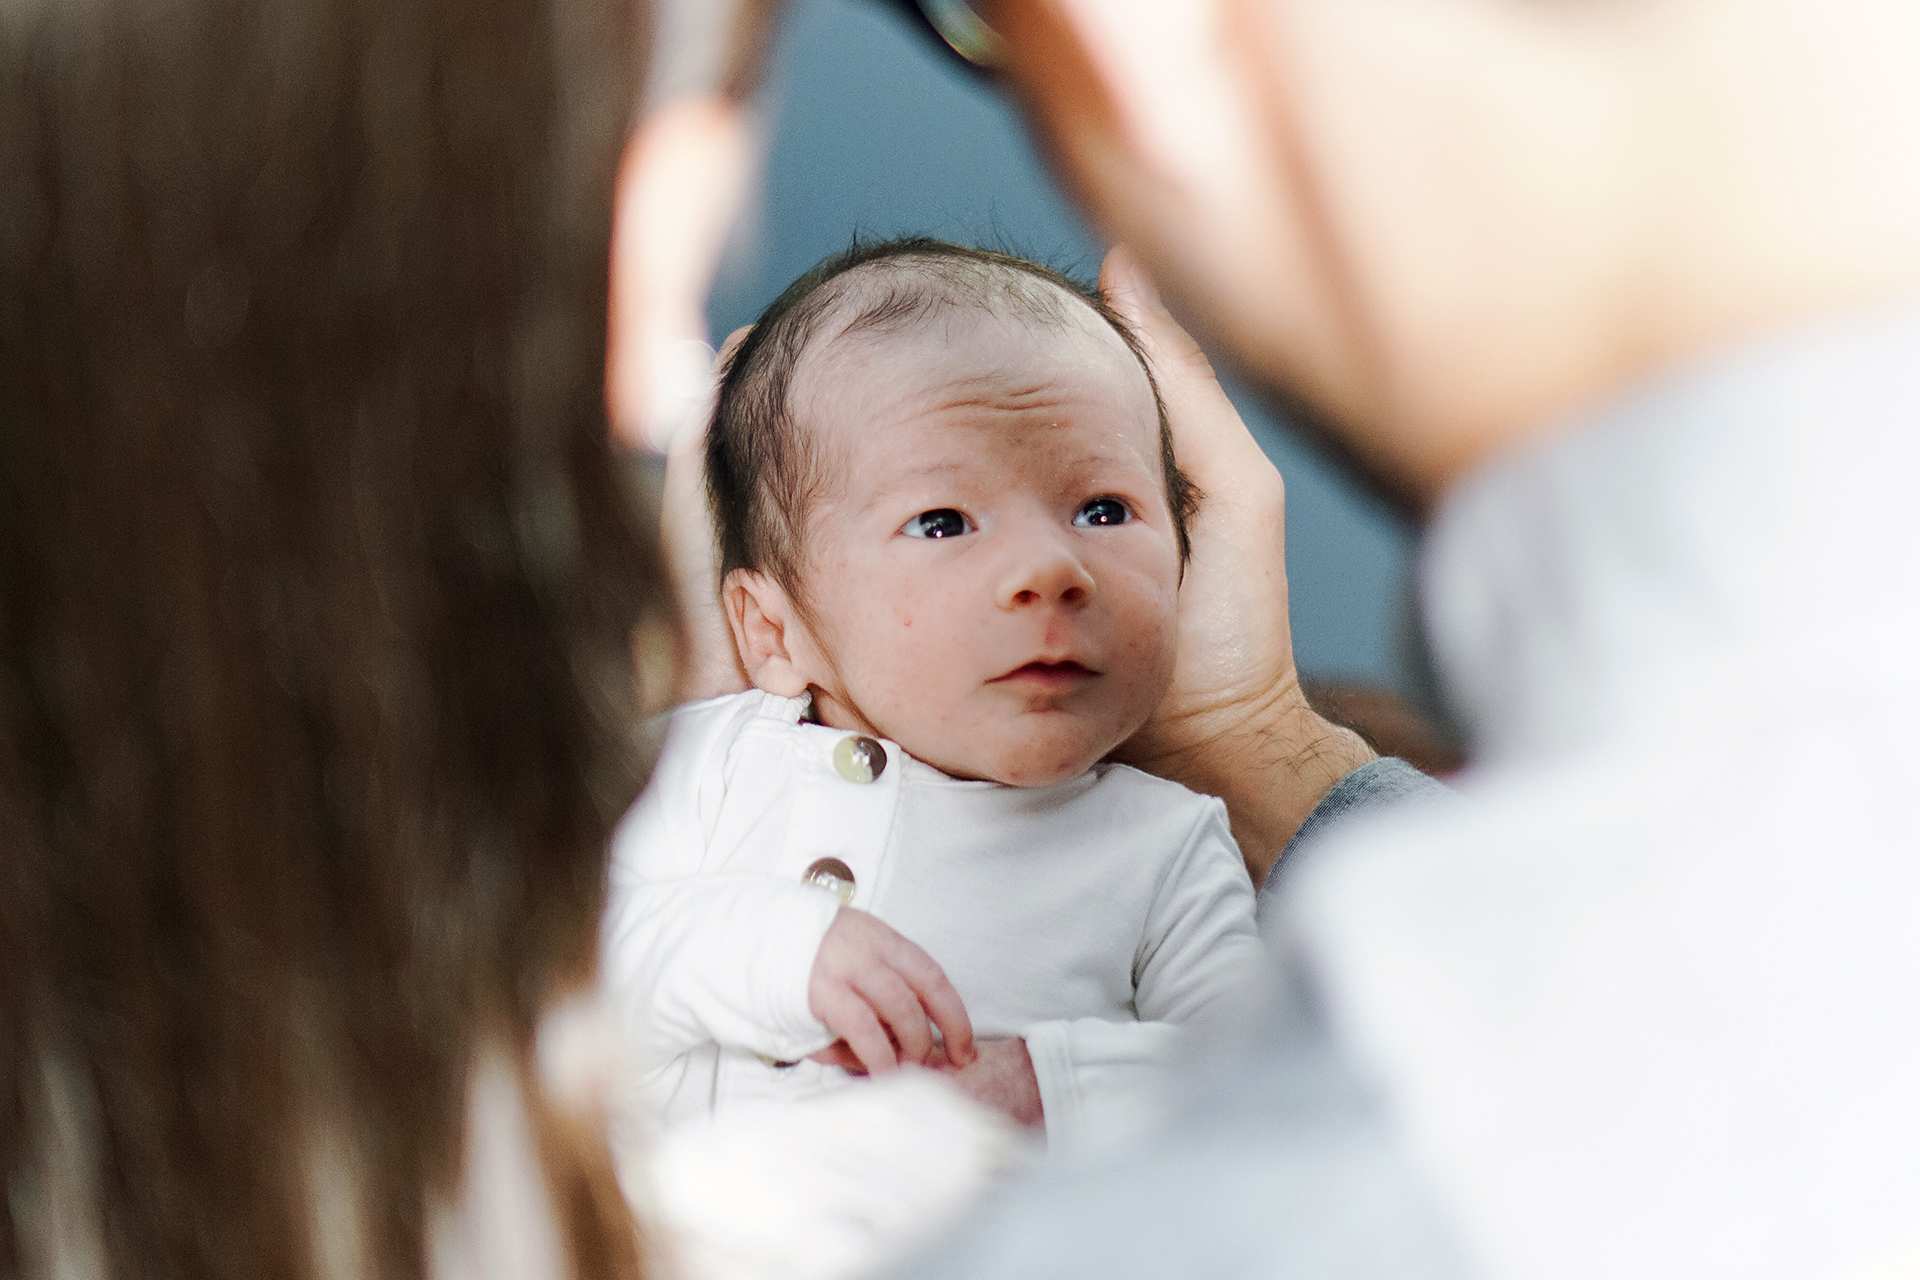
top-left (1021, 1017), bottom-right (1181, 1151)
top-left (1023, 799), bottom-right (1262, 1150)
top-left (1132, 798), bottom-right (1264, 1028)
top-left (605, 873), bottom-right (841, 1069)
top-left (601, 708), bottom-right (839, 1070)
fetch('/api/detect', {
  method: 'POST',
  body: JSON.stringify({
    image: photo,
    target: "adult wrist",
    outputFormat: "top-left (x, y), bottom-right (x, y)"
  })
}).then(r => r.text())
top-left (1146, 682), bottom-right (1376, 884)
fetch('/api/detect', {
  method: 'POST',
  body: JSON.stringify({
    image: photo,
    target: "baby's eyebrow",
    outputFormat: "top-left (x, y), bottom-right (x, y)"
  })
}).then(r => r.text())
top-left (858, 459), bottom-right (969, 511)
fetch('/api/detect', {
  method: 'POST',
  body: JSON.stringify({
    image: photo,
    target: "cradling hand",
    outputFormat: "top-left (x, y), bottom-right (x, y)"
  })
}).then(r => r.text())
top-left (648, 325), bottom-right (752, 704)
top-left (1101, 247), bottom-right (1372, 879)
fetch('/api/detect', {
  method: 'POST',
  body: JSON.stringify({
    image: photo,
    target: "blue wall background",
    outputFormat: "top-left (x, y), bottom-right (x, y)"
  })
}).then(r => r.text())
top-left (707, 0), bottom-right (1418, 691)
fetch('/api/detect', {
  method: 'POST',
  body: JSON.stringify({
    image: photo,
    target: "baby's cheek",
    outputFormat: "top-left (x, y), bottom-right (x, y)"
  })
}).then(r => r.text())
top-left (1112, 607), bottom-right (1179, 720)
top-left (877, 599), bottom-right (955, 686)
top-left (886, 581), bottom-right (950, 651)
top-left (1114, 575), bottom-right (1178, 655)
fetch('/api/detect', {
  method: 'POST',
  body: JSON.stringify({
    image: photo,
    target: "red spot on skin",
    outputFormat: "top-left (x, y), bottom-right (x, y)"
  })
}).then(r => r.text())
top-left (901, 615), bottom-right (913, 628)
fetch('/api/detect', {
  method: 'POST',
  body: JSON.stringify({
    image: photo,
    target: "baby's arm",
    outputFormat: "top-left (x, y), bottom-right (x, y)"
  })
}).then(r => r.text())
top-left (606, 790), bottom-right (974, 1069)
top-left (605, 862), bottom-right (842, 1068)
top-left (600, 712), bottom-right (839, 1067)
top-left (1020, 800), bottom-right (1262, 1146)
top-left (608, 874), bottom-right (977, 1072)
top-left (603, 703), bottom-right (978, 1078)
top-left (1129, 798), bottom-right (1266, 1027)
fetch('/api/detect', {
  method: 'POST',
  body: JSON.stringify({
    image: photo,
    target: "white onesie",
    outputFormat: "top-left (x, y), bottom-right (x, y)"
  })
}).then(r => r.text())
top-left (602, 690), bottom-right (1262, 1149)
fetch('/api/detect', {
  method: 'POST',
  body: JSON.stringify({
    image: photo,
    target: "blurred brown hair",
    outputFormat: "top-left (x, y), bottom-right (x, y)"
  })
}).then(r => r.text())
top-left (0, 0), bottom-right (670, 1276)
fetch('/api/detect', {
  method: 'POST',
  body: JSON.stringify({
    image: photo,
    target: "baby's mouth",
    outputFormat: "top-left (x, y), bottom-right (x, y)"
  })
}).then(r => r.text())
top-left (991, 660), bottom-right (1099, 687)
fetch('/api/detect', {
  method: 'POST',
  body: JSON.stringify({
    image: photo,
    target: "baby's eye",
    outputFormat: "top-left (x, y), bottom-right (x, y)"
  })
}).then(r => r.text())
top-left (1073, 497), bottom-right (1132, 528)
top-left (900, 508), bottom-right (975, 540)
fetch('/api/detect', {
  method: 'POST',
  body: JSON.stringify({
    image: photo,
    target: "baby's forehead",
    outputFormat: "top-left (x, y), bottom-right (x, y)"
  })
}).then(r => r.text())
top-left (817, 255), bottom-right (1095, 342)
top-left (790, 259), bottom-right (1150, 427)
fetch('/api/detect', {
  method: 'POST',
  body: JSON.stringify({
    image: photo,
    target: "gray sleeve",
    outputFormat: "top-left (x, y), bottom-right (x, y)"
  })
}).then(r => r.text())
top-left (886, 960), bottom-right (1476, 1279)
top-left (1262, 758), bottom-right (1446, 905)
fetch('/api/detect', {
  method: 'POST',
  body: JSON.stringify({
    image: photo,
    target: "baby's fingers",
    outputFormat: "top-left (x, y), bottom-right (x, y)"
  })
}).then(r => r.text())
top-left (816, 984), bottom-right (898, 1075)
top-left (889, 944), bottom-right (974, 1067)
top-left (853, 968), bottom-right (935, 1067)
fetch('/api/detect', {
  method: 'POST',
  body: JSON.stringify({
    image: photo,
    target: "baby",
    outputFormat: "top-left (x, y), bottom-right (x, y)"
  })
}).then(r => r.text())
top-left (604, 239), bottom-right (1261, 1150)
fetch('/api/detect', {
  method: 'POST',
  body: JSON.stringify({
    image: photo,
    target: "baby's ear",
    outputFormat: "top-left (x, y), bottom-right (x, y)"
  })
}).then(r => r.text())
top-left (722, 569), bottom-right (814, 698)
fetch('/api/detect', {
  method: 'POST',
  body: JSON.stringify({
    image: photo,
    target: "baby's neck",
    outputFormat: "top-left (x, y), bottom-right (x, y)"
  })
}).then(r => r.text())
top-left (800, 684), bottom-right (875, 735)
top-left (799, 684), bottom-right (1000, 785)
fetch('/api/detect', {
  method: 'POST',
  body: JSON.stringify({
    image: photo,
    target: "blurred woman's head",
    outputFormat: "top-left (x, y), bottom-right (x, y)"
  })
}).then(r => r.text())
top-left (0, 0), bottom-right (673, 1275)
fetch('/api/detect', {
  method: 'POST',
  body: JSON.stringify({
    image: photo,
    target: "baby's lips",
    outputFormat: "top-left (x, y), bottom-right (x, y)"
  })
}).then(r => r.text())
top-left (990, 657), bottom-right (1100, 682)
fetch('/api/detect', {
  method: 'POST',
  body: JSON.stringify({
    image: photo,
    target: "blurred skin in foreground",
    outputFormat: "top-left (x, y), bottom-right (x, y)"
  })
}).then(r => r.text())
top-left (994, 0), bottom-right (1920, 502)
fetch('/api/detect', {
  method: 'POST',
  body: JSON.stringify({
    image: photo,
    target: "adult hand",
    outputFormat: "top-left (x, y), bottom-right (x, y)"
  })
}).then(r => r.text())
top-left (1103, 248), bottom-right (1372, 882)
top-left (807, 907), bottom-right (976, 1075)
top-left (659, 326), bottom-right (751, 704)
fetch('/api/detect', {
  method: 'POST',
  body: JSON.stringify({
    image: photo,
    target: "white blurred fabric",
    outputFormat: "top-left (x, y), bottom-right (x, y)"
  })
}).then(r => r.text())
top-left (430, 997), bottom-right (1027, 1280)
top-left (629, 1073), bottom-right (1030, 1280)
top-left (1286, 308), bottom-right (1920, 1278)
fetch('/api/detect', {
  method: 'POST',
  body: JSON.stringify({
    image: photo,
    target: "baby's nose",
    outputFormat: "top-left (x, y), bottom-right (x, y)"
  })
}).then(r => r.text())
top-left (997, 542), bottom-right (1096, 610)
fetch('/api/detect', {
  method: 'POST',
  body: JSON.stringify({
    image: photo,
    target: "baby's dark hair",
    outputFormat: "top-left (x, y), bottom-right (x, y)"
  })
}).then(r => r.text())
top-left (707, 237), bottom-right (1198, 598)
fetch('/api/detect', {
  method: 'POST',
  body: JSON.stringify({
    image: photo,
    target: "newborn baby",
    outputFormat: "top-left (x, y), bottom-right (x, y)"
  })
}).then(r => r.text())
top-left (604, 239), bottom-right (1260, 1151)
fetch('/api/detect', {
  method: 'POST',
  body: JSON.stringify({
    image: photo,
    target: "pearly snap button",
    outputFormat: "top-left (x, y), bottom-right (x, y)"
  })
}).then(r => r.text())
top-left (832, 735), bottom-right (887, 784)
top-left (802, 856), bottom-right (857, 905)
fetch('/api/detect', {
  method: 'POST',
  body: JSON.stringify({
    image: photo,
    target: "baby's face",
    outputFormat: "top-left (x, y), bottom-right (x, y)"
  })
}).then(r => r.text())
top-left (790, 304), bottom-right (1180, 786)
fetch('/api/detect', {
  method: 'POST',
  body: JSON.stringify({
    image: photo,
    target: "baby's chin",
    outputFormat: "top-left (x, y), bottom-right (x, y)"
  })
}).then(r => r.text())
top-left (935, 723), bottom-right (1136, 789)
top-left (986, 754), bottom-right (1102, 788)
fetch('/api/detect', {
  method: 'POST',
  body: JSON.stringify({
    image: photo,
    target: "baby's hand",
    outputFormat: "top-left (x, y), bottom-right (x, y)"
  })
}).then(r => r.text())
top-left (807, 908), bottom-right (975, 1074)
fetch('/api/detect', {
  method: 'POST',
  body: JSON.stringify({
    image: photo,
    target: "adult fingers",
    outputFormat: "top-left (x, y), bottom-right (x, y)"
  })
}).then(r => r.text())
top-left (715, 323), bottom-right (753, 368)
top-left (1101, 246), bottom-right (1213, 382)
top-left (658, 344), bottom-right (748, 704)
top-left (1100, 244), bottom-right (1280, 499)
top-left (888, 942), bottom-right (975, 1067)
